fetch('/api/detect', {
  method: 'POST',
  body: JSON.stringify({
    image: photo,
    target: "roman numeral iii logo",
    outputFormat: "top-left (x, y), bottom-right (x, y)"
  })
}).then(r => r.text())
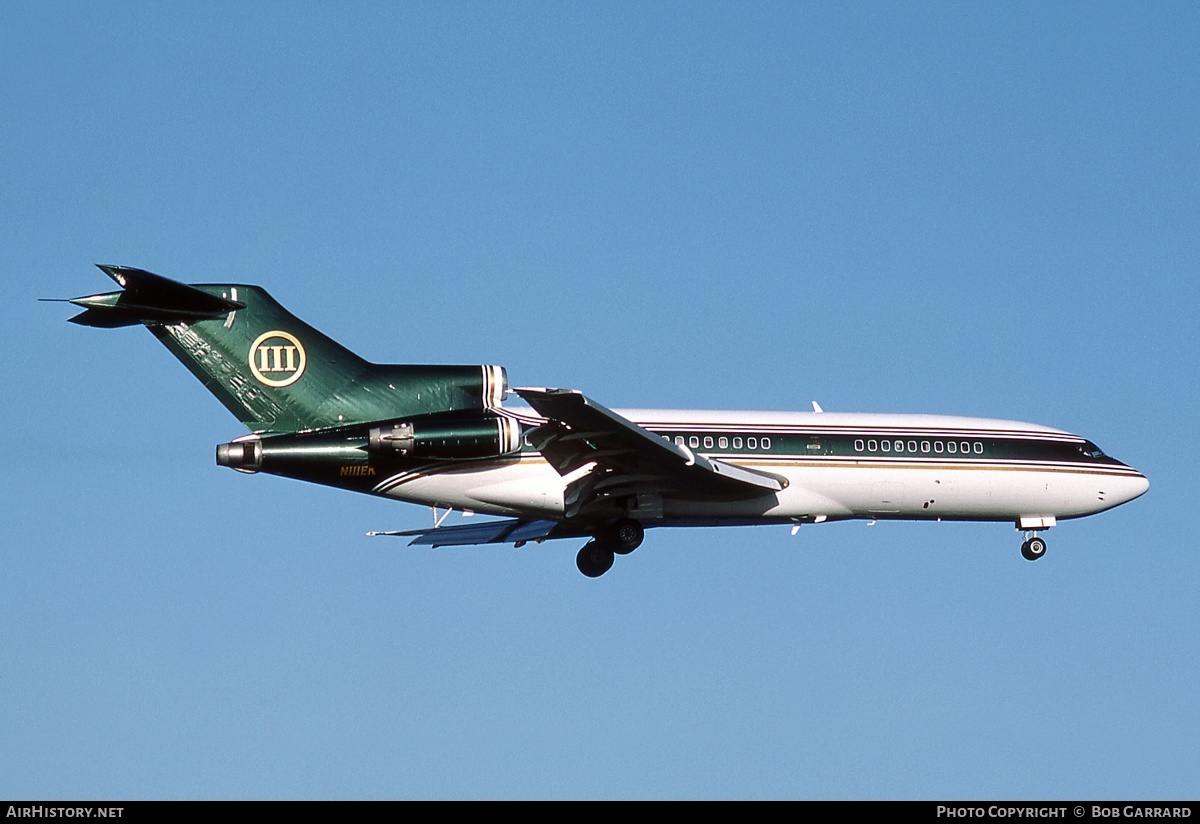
top-left (248, 330), bottom-right (307, 387)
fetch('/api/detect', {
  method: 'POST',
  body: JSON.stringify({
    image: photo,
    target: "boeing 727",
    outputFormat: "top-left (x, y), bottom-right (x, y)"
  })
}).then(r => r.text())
top-left (60, 265), bottom-right (1149, 577)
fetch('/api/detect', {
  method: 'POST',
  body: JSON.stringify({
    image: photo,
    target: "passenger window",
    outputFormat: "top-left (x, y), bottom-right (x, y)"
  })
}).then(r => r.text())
top-left (718, 437), bottom-right (728, 449)
top-left (868, 439), bottom-right (877, 451)
top-left (689, 436), bottom-right (699, 448)
top-left (703, 436), bottom-right (713, 449)
top-left (733, 437), bottom-right (743, 448)
top-left (747, 437), bottom-right (758, 449)
top-left (855, 439), bottom-right (864, 452)
top-left (675, 436), bottom-right (685, 446)
top-left (762, 437), bottom-right (771, 450)
top-left (921, 441), bottom-right (930, 453)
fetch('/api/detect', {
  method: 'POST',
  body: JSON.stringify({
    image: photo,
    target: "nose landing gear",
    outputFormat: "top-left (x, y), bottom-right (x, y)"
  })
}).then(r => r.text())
top-left (1020, 533), bottom-right (1048, 561)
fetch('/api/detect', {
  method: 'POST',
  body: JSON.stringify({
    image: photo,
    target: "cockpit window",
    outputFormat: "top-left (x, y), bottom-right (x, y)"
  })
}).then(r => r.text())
top-left (1079, 442), bottom-right (1106, 459)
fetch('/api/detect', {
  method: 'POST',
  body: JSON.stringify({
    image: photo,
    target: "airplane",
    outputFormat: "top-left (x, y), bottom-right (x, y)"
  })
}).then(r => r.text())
top-left (59, 264), bottom-right (1149, 577)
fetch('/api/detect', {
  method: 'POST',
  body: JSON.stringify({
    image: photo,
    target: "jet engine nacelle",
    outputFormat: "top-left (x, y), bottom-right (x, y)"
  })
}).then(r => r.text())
top-left (217, 413), bottom-right (523, 477)
top-left (368, 414), bottom-right (522, 461)
top-left (216, 433), bottom-right (368, 475)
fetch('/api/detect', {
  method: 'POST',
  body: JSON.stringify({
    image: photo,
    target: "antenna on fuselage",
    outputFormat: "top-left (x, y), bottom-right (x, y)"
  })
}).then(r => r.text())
top-left (811, 401), bottom-right (823, 413)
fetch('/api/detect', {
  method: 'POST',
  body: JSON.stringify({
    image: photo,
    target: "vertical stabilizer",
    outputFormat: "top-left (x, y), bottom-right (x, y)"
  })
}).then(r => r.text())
top-left (68, 266), bottom-right (506, 433)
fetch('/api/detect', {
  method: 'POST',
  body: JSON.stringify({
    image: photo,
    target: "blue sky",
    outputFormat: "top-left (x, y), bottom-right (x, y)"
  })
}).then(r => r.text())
top-left (2, 1), bottom-right (1197, 799)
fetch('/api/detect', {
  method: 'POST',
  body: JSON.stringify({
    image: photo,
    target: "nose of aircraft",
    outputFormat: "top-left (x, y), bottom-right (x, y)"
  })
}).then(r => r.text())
top-left (1118, 471), bottom-right (1150, 504)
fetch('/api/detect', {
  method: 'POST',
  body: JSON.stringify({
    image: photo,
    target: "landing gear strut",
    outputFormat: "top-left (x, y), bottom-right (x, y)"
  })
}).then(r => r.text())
top-left (575, 519), bottom-right (645, 577)
top-left (1021, 533), bottom-right (1047, 561)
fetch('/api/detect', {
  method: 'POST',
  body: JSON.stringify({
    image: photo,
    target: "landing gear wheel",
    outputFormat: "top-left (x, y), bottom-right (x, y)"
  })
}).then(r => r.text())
top-left (1021, 537), bottom-right (1047, 561)
top-left (576, 540), bottom-right (615, 577)
top-left (608, 519), bottom-right (645, 555)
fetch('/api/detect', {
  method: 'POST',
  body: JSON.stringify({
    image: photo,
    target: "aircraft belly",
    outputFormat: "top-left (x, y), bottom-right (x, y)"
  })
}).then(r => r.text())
top-left (660, 467), bottom-right (849, 520)
top-left (378, 459), bottom-right (565, 518)
top-left (817, 465), bottom-right (1116, 520)
top-left (374, 458), bottom-right (1128, 524)
top-left (715, 464), bottom-right (1121, 522)
top-left (984, 469), bottom-right (1121, 519)
top-left (462, 464), bottom-right (566, 516)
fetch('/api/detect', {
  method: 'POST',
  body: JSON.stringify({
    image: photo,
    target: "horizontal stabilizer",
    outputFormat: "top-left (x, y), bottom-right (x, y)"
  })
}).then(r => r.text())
top-left (67, 308), bottom-right (145, 328)
top-left (67, 264), bottom-right (244, 326)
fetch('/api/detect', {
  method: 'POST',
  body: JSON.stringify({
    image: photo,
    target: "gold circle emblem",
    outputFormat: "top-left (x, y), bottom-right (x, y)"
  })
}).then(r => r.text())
top-left (248, 330), bottom-right (307, 387)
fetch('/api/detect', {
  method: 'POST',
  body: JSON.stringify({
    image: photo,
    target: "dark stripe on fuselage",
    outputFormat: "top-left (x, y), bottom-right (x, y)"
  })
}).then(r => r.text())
top-left (645, 427), bottom-right (1121, 472)
top-left (501, 409), bottom-right (1109, 461)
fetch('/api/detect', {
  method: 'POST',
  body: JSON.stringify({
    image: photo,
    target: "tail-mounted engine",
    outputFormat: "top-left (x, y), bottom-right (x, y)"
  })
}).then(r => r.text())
top-left (216, 412), bottom-right (523, 476)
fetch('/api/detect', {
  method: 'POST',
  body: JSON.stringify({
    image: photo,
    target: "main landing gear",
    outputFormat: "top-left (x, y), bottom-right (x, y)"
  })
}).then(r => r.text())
top-left (576, 518), bottom-right (645, 578)
top-left (1020, 532), bottom-right (1048, 561)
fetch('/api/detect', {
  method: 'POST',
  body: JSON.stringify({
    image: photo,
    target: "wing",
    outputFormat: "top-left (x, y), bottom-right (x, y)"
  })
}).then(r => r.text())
top-left (368, 518), bottom-right (577, 548)
top-left (515, 387), bottom-right (785, 519)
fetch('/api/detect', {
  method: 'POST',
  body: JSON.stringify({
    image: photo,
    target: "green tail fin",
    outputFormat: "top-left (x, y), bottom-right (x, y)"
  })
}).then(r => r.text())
top-left (69, 265), bottom-right (506, 433)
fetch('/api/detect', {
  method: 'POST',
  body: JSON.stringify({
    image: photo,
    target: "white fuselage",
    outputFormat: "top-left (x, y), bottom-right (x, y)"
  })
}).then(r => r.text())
top-left (372, 408), bottom-right (1149, 530)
